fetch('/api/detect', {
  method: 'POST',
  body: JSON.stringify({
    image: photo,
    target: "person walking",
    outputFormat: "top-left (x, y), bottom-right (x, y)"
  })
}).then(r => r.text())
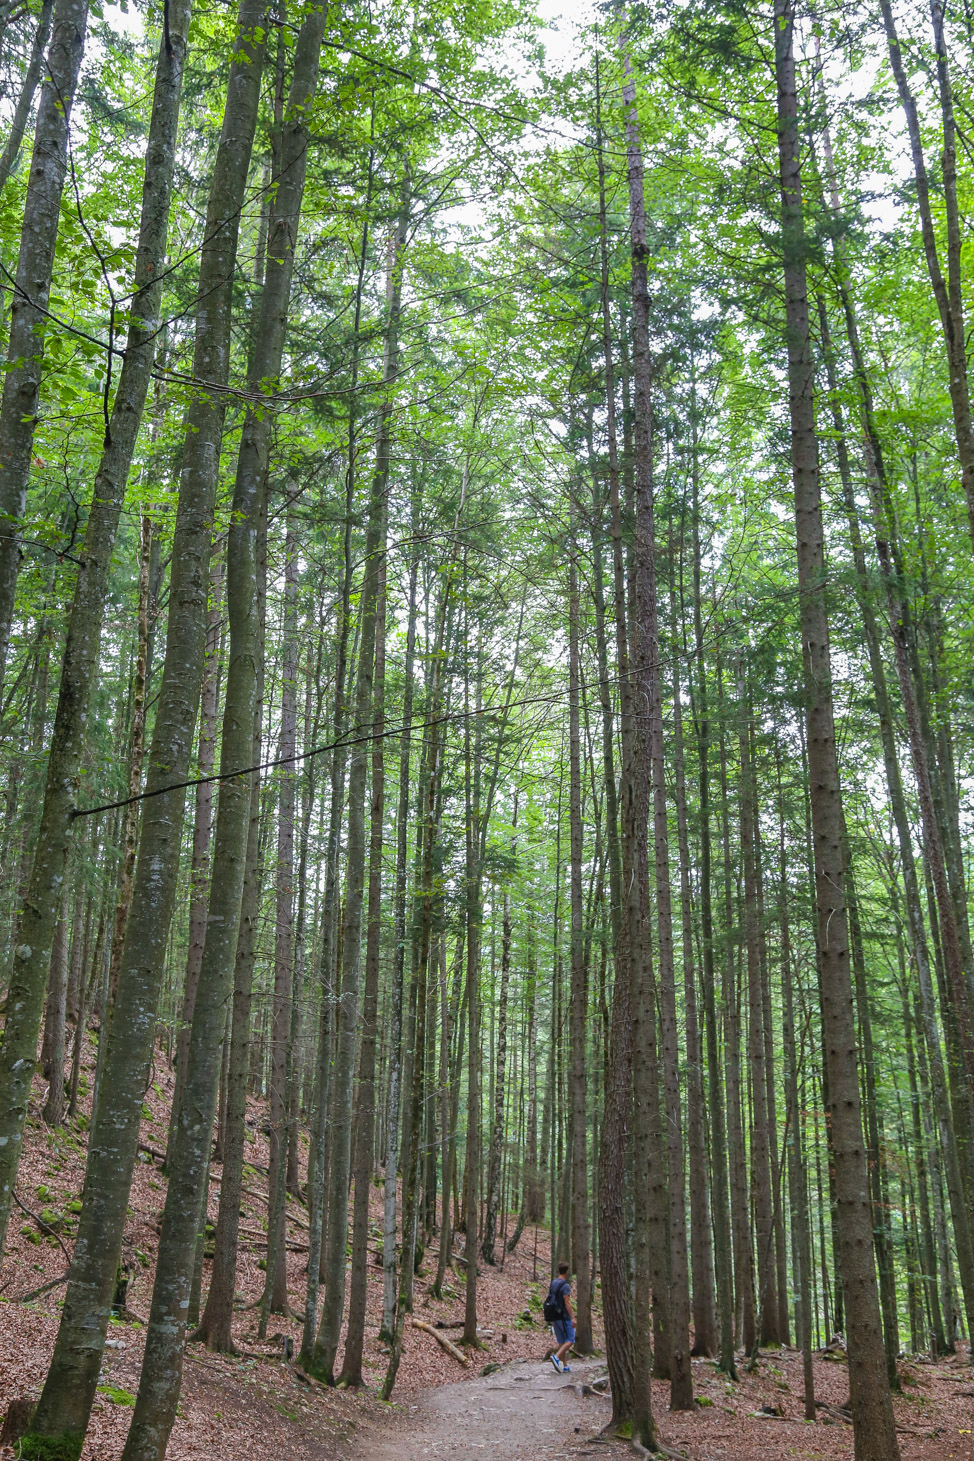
top-left (544, 1261), bottom-right (575, 1372)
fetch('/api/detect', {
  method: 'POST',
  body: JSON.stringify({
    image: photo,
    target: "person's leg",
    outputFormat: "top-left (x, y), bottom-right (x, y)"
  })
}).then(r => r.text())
top-left (555, 1321), bottom-right (575, 1366)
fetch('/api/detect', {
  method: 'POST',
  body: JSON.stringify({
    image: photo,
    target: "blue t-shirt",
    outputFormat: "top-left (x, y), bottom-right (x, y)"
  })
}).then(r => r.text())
top-left (547, 1277), bottom-right (571, 1318)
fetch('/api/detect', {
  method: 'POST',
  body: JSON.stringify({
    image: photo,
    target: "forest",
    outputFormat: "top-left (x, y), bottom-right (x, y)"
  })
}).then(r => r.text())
top-left (0, 0), bottom-right (971, 1457)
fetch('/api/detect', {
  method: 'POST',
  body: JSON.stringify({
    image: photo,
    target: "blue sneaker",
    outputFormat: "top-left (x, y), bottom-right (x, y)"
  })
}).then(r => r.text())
top-left (562, 1364), bottom-right (572, 1373)
top-left (550, 1355), bottom-right (563, 1373)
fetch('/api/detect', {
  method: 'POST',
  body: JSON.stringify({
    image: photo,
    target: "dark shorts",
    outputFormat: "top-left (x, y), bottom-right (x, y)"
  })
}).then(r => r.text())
top-left (552, 1318), bottom-right (575, 1345)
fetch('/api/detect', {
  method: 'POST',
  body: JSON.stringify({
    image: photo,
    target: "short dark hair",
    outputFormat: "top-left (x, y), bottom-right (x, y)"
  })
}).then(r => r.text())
top-left (557, 1262), bottom-right (569, 1275)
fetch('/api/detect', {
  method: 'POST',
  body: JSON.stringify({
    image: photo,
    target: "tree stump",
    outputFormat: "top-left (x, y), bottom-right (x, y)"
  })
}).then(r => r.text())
top-left (1, 1396), bottom-right (34, 1446)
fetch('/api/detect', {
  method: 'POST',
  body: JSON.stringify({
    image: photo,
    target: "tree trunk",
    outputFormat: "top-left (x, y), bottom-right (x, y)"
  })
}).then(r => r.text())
top-left (310, 277), bottom-right (392, 1384)
top-left (565, 557), bottom-right (593, 1352)
top-left (737, 667), bottom-right (777, 1349)
top-left (265, 514), bottom-right (298, 1316)
top-left (0, 0), bottom-right (54, 191)
top-left (195, 505), bottom-right (265, 1351)
top-left (381, 583), bottom-right (452, 1400)
top-left (22, 5), bottom-right (272, 1450)
top-left (689, 445), bottom-right (736, 1376)
top-left (669, 558), bottom-right (717, 1359)
top-left (877, 0), bottom-right (974, 553)
top-left (0, 0), bottom-right (191, 1266)
top-left (107, 505), bottom-right (156, 999)
top-left (593, 49), bottom-right (635, 1428)
top-left (0, 0), bottom-right (89, 681)
top-left (118, 8), bottom-right (323, 1449)
top-left (41, 891), bottom-right (69, 1126)
top-left (340, 193), bottom-right (407, 1377)
top-left (379, 484), bottom-right (421, 1342)
top-left (170, 551), bottom-right (225, 1153)
top-left (772, 4), bottom-right (900, 1453)
top-left (777, 767), bottom-right (815, 1418)
top-left (461, 629), bottom-right (483, 1351)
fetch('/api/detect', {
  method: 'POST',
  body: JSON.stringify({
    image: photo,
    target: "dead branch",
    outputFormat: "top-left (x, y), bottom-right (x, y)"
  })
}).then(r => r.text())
top-left (411, 1318), bottom-right (470, 1366)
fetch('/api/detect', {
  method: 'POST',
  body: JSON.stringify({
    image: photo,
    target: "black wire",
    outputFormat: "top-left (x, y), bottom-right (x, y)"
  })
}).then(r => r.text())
top-left (71, 673), bottom-right (638, 821)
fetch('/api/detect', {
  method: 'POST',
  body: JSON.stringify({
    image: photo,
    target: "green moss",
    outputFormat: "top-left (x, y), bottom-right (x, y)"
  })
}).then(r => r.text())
top-left (97, 1385), bottom-right (136, 1407)
top-left (20, 1430), bottom-right (85, 1461)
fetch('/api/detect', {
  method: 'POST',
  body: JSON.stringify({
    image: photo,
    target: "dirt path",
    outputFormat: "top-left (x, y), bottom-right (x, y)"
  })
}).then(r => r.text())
top-left (352, 1357), bottom-right (608, 1461)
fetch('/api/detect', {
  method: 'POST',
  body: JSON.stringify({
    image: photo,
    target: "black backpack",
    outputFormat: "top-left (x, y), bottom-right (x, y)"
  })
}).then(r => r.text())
top-left (542, 1278), bottom-right (568, 1323)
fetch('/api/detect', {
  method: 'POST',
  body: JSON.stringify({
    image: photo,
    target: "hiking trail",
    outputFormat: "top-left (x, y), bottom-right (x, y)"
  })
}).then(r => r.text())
top-left (353, 1356), bottom-right (608, 1461)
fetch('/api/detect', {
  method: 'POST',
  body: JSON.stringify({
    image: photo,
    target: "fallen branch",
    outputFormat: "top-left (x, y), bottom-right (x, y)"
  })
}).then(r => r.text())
top-left (411, 1318), bottom-right (470, 1366)
top-left (815, 1400), bottom-right (852, 1424)
top-left (11, 1272), bottom-right (69, 1303)
top-left (432, 1319), bottom-right (493, 1337)
top-left (12, 1189), bottom-right (72, 1262)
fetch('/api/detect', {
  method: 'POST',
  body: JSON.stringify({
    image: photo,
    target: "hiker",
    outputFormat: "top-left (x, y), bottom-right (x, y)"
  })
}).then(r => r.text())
top-left (543, 1261), bottom-right (575, 1373)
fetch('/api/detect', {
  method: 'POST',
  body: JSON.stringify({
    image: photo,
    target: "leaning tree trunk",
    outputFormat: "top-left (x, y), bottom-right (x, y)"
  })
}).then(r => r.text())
top-left (772, 3), bottom-right (901, 1454)
top-left (877, 0), bottom-right (974, 555)
top-left (0, 0), bottom-right (88, 686)
top-left (118, 9), bottom-right (324, 1454)
top-left (0, 0), bottom-right (54, 191)
top-left (0, 0), bottom-right (190, 1269)
top-left (22, 3), bottom-right (268, 1451)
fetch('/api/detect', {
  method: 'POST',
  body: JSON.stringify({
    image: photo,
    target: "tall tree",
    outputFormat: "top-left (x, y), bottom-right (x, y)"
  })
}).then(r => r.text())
top-left (772, 2), bottom-right (900, 1453)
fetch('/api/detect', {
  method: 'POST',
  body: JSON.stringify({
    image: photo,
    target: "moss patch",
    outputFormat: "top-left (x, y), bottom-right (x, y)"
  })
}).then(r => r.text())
top-left (96, 1385), bottom-right (136, 1407)
top-left (20, 1431), bottom-right (85, 1461)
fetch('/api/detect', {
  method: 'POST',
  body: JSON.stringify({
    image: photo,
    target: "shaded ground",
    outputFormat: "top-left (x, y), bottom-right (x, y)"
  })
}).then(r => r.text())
top-left (351, 1357), bottom-right (605, 1461)
top-left (2, 1042), bottom-right (973, 1461)
top-left (354, 1347), bottom-right (974, 1461)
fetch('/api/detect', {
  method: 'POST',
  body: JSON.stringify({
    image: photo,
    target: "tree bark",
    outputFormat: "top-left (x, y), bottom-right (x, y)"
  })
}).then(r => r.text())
top-left (0, 0), bottom-right (54, 191)
top-left (593, 48), bottom-right (635, 1429)
top-left (265, 514), bottom-right (299, 1316)
top-left (566, 556), bottom-right (593, 1353)
top-left (310, 279), bottom-right (392, 1384)
top-left (379, 483), bottom-right (421, 1341)
top-left (669, 556), bottom-right (717, 1359)
top-left (737, 666), bottom-right (777, 1349)
top-left (340, 188), bottom-right (408, 1380)
top-left (170, 551), bottom-right (225, 1153)
top-left (877, 0), bottom-right (974, 553)
top-left (0, 0), bottom-right (88, 682)
top-left (773, 4), bottom-right (900, 1453)
top-left (196, 501), bottom-right (266, 1352)
top-left (118, 5), bottom-right (323, 1448)
top-left (22, 4), bottom-right (270, 1451)
top-left (0, 0), bottom-right (190, 1269)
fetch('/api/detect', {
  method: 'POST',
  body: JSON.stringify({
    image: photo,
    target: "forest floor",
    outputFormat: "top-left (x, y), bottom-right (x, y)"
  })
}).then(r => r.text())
top-left (1, 1036), bottom-right (972, 1461)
